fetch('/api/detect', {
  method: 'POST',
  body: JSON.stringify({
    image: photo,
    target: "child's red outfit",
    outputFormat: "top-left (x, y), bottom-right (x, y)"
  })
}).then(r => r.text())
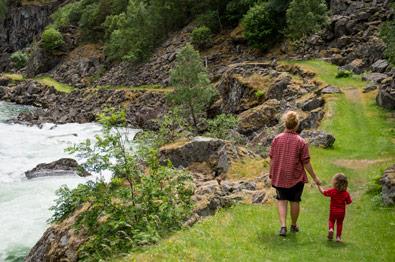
top-left (323, 188), bottom-right (352, 237)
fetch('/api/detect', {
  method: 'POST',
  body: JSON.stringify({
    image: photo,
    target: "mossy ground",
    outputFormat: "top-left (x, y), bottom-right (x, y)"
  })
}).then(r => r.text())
top-left (118, 60), bottom-right (395, 261)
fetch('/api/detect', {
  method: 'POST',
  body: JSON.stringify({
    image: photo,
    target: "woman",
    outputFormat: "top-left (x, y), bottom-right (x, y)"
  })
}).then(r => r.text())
top-left (269, 111), bottom-right (321, 237)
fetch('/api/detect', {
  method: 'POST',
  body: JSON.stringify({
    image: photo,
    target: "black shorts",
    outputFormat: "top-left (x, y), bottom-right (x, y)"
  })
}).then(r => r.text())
top-left (273, 182), bottom-right (305, 202)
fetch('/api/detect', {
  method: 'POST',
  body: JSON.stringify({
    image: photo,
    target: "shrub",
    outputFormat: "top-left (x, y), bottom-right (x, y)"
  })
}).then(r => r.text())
top-left (0, 0), bottom-right (7, 20)
top-left (206, 114), bottom-right (239, 141)
top-left (225, 0), bottom-right (258, 25)
top-left (196, 10), bottom-right (221, 32)
top-left (242, 2), bottom-right (279, 51)
top-left (41, 27), bottom-right (64, 51)
top-left (191, 26), bottom-right (213, 49)
top-left (10, 51), bottom-right (28, 69)
top-left (336, 69), bottom-right (352, 78)
top-left (286, 0), bottom-right (329, 41)
top-left (380, 20), bottom-right (395, 65)
top-left (52, 109), bottom-right (194, 260)
top-left (51, 1), bottom-right (82, 28)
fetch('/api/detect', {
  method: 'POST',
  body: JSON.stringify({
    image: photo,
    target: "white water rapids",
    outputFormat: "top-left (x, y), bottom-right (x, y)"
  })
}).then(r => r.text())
top-left (0, 101), bottom-right (138, 261)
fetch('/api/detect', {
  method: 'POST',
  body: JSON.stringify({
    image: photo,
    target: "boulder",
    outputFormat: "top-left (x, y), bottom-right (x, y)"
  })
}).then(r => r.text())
top-left (362, 73), bottom-right (388, 83)
top-left (238, 99), bottom-right (280, 135)
top-left (159, 137), bottom-right (229, 176)
top-left (321, 86), bottom-right (341, 94)
top-left (300, 130), bottom-right (336, 148)
top-left (380, 164), bottom-right (395, 206)
top-left (371, 59), bottom-right (389, 73)
top-left (26, 46), bottom-right (62, 77)
top-left (25, 158), bottom-right (91, 179)
top-left (376, 85), bottom-right (395, 110)
top-left (301, 97), bottom-right (325, 112)
top-left (363, 82), bottom-right (378, 93)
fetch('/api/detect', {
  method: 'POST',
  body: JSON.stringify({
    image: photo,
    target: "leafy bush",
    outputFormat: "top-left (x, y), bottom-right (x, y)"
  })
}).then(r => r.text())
top-left (286, 0), bottom-right (329, 41)
top-left (191, 26), bottom-right (213, 49)
top-left (380, 20), bottom-right (395, 65)
top-left (336, 69), bottom-right (352, 78)
top-left (51, 109), bottom-right (194, 260)
top-left (242, 2), bottom-right (280, 51)
top-left (10, 51), bottom-right (28, 69)
top-left (206, 114), bottom-right (239, 141)
top-left (0, 0), bottom-right (7, 20)
top-left (168, 44), bottom-right (217, 132)
top-left (51, 1), bottom-right (82, 28)
top-left (196, 10), bottom-right (221, 32)
top-left (225, 0), bottom-right (258, 25)
top-left (41, 27), bottom-right (64, 51)
top-left (255, 90), bottom-right (265, 98)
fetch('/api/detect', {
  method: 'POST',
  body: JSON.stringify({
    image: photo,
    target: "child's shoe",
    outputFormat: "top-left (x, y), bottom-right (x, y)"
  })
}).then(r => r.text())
top-left (327, 229), bottom-right (334, 240)
top-left (336, 236), bottom-right (342, 242)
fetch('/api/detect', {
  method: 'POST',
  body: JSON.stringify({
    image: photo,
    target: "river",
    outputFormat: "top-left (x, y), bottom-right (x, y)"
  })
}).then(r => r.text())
top-left (0, 101), bottom-right (138, 261)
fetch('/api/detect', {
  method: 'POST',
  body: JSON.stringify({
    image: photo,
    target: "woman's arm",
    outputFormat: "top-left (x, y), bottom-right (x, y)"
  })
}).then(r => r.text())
top-left (304, 162), bottom-right (321, 185)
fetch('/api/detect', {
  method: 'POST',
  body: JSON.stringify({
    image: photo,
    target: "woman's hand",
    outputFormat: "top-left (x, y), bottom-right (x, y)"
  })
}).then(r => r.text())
top-left (313, 177), bottom-right (321, 186)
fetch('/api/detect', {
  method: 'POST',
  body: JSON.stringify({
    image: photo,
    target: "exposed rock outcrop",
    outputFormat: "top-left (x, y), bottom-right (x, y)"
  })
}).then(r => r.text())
top-left (300, 130), bottom-right (336, 148)
top-left (25, 158), bottom-right (91, 179)
top-left (380, 164), bottom-right (395, 206)
top-left (1, 80), bottom-right (167, 129)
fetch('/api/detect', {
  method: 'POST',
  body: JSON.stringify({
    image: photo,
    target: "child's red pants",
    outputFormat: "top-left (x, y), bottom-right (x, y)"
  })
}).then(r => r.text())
top-left (328, 212), bottom-right (345, 237)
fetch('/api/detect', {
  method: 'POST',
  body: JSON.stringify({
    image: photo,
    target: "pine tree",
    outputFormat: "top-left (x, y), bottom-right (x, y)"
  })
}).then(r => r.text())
top-left (168, 44), bottom-right (217, 132)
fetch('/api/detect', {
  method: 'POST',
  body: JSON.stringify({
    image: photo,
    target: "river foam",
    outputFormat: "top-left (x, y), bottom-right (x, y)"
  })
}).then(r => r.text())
top-left (0, 101), bottom-right (138, 261)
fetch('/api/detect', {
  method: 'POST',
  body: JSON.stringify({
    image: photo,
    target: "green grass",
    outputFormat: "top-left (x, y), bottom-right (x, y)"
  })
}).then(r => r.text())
top-left (1, 73), bottom-right (24, 81)
top-left (282, 59), bottom-right (365, 89)
top-left (117, 60), bottom-right (395, 261)
top-left (35, 76), bottom-right (75, 93)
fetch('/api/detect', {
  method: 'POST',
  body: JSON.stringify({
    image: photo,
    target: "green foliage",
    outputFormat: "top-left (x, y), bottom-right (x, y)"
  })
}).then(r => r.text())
top-left (10, 51), bottom-right (28, 69)
top-left (51, 109), bottom-right (194, 260)
top-left (51, 1), bottom-right (82, 28)
top-left (225, 0), bottom-right (258, 25)
top-left (242, 2), bottom-right (280, 51)
top-left (0, 0), bottom-right (7, 20)
top-left (206, 114), bottom-right (239, 141)
top-left (336, 69), bottom-right (352, 79)
top-left (255, 90), bottom-right (265, 98)
top-left (168, 44), bottom-right (217, 132)
top-left (380, 20), bottom-right (395, 65)
top-left (41, 27), bottom-right (65, 51)
top-left (196, 10), bottom-right (221, 32)
top-left (286, 0), bottom-right (329, 41)
top-left (191, 26), bottom-right (213, 50)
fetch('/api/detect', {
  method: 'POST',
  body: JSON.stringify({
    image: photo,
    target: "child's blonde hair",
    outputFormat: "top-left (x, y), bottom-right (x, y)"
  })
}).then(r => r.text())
top-left (333, 173), bottom-right (348, 191)
top-left (282, 111), bottom-right (299, 130)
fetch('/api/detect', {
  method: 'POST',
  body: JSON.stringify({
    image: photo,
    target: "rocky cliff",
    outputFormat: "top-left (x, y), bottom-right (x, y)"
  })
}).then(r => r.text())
top-left (0, 0), bottom-right (68, 71)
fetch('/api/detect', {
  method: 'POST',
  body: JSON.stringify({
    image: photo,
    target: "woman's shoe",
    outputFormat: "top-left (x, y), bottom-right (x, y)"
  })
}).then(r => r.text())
top-left (279, 227), bottom-right (287, 237)
top-left (336, 236), bottom-right (342, 242)
top-left (290, 225), bottom-right (299, 233)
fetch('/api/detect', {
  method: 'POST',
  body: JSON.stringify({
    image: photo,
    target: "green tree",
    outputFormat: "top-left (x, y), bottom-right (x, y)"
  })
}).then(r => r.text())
top-left (191, 26), bottom-right (213, 49)
top-left (286, 0), bottom-right (329, 41)
top-left (242, 2), bottom-right (280, 51)
top-left (206, 114), bottom-right (239, 141)
top-left (168, 44), bottom-right (217, 132)
top-left (10, 51), bottom-right (28, 69)
top-left (380, 20), bottom-right (395, 65)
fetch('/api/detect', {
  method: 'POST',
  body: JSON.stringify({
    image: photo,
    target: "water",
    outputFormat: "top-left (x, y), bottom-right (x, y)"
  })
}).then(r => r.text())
top-left (0, 101), bottom-right (138, 261)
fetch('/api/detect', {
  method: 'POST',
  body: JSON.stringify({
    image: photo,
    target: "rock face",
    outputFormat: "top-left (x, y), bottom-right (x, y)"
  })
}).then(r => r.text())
top-left (25, 158), bottom-right (91, 179)
top-left (159, 137), bottom-right (229, 177)
top-left (380, 164), bottom-right (395, 206)
top-left (300, 130), bottom-right (336, 148)
top-left (0, 0), bottom-right (68, 71)
top-left (1, 80), bottom-right (167, 129)
top-left (376, 72), bottom-right (395, 110)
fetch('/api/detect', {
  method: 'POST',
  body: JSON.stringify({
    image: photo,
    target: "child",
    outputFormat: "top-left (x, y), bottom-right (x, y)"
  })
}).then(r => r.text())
top-left (317, 173), bottom-right (352, 242)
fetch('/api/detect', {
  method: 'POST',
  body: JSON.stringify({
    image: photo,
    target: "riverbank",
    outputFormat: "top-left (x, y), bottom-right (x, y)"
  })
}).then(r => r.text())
top-left (118, 61), bottom-right (395, 261)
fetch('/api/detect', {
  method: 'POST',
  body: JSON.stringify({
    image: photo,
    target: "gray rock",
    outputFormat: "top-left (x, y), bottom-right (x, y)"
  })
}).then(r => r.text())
top-left (301, 97), bottom-right (325, 111)
top-left (321, 86), bottom-right (341, 94)
top-left (300, 130), bottom-right (336, 148)
top-left (376, 85), bottom-right (395, 110)
top-left (25, 158), bottom-right (91, 179)
top-left (380, 164), bottom-right (395, 206)
top-left (363, 82), bottom-right (378, 93)
top-left (159, 137), bottom-right (229, 176)
top-left (371, 59), bottom-right (389, 73)
top-left (252, 191), bottom-right (266, 204)
top-left (362, 73), bottom-right (388, 83)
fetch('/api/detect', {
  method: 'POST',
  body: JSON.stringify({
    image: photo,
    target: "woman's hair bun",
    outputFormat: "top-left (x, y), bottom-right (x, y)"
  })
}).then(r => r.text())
top-left (283, 111), bottom-right (299, 130)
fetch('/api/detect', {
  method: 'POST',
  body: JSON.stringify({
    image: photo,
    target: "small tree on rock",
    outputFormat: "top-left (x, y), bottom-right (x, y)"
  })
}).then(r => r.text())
top-left (286, 0), bottom-right (329, 47)
top-left (168, 44), bottom-right (217, 132)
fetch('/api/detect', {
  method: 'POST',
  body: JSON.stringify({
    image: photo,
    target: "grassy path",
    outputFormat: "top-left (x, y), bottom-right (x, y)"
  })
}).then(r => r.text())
top-left (119, 60), bottom-right (395, 261)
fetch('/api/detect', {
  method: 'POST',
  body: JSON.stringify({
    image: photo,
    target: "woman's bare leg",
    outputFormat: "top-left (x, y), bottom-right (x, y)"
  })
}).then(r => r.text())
top-left (290, 202), bottom-right (300, 226)
top-left (277, 200), bottom-right (288, 227)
